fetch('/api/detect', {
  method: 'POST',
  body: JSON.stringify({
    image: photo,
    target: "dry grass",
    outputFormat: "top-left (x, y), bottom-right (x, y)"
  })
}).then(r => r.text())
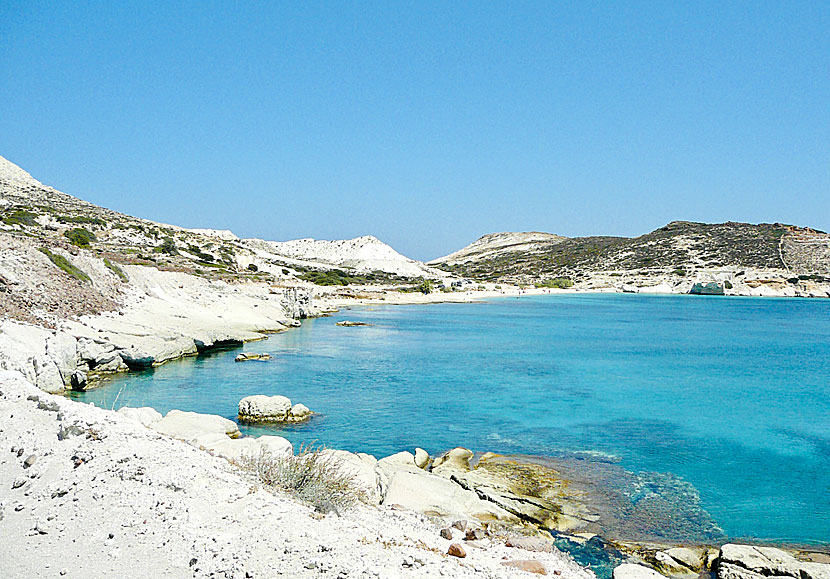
top-left (239, 444), bottom-right (368, 514)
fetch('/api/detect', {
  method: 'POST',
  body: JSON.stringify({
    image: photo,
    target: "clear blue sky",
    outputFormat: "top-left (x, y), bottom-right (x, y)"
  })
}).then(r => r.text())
top-left (1, 2), bottom-right (828, 260)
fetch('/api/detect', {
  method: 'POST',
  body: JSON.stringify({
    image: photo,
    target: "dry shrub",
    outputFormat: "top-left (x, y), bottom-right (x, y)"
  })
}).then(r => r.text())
top-left (240, 444), bottom-right (368, 514)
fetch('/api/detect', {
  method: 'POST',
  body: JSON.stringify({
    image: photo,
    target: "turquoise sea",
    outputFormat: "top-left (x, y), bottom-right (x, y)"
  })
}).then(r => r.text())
top-left (72, 294), bottom-right (830, 547)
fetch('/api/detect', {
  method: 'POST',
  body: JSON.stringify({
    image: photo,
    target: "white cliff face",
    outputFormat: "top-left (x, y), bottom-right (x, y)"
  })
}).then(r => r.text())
top-left (246, 235), bottom-right (444, 278)
top-left (430, 232), bottom-right (566, 266)
top-left (0, 154), bottom-right (43, 188)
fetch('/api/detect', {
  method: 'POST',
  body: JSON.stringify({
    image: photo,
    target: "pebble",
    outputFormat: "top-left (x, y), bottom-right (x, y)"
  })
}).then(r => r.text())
top-left (448, 544), bottom-right (467, 558)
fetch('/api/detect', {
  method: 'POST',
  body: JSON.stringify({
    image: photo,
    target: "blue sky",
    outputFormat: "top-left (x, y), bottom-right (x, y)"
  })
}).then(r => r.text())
top-left (1, 2), bottom-right (828, 260)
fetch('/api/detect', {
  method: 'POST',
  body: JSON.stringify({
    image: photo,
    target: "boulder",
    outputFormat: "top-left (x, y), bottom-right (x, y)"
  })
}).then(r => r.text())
top-left (614, 564), bottom-right (668, 579)
top-left (448, 544), bottom-right (466, 558)
top-left (431, 447), bottom-right (473, 475)
top-left (654, 550), bottom-right (699, 576)
top-left (151, 409), bottom-right (240, 441)
top-left (690, 282), bottom-right (724, 296)
top-left (378, 451), bottom-right (416, 470)
top-left (238, 395), bottom-right (313, 423)
top-left (119, 348), bottom-right (155, 369)
top-left (505, 536), bottom-right (553, 553)
top-left (117, 406), bottom-right (163, 428)
top-left (69, 370), bottom-right (88, 391)
top-left (502, 560), bottom-right (547, 575)
top-left (318, 449), bottom-right (386, 504)
top-left (205, 437), bottom-right (261, 463)
top-left (289, 403), bottom-right (311, 421)
top-left (663, 547), bottom-right (704, 571)
top-left (716, 545), bottom-right (820, 579)
top-left (381, 468), bottom-right (513, 521)
top-left (256, 435), bottom-right (293, 457)
top-left (414, 447), bottom-right (430, 469)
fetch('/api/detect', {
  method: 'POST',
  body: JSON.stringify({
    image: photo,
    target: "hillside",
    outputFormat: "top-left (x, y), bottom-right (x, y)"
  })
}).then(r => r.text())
top-left (431, 221), bottom-right (830, 292)
top-left (0, 155), bottom-right (440, 325)
top-left (431, 231), bottom-right (567, 265)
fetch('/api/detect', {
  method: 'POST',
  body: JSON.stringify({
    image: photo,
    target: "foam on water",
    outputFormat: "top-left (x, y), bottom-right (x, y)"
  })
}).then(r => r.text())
top-left (71, 294), bottom-right (830, 545)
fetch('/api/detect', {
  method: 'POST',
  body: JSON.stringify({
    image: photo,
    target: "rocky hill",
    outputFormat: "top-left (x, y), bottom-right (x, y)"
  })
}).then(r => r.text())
top-left (431, 231), bottom-right (566, 266)
top-left (431, 221), bottom-right (830, 295)
top-left (0, 155), bottom-right (441, 325)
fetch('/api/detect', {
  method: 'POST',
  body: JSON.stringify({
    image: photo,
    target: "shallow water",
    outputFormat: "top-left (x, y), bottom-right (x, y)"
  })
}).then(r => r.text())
top-left (72, 294), bottom-right (830, 545)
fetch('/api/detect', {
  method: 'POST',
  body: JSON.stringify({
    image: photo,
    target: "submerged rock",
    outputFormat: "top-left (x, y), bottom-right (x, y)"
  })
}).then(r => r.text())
top-left (335, 321), bottom-right (372, 327)
top-left (237, 395), bottom-right (313, 423)
top-left (234, 352), bottom-right (272, 362)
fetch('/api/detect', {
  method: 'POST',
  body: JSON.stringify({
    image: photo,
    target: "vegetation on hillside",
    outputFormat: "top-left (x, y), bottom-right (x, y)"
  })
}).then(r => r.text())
top-left (435, 222), bottom-right (793, 281)
top-left (63, 227), bottom-right (96, 248)
top-left (39, 248), bottom-right (91, 282)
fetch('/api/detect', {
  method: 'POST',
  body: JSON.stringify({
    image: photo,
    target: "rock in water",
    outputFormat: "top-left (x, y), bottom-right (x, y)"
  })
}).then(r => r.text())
top-left (689, 281), bottom-right (724, 295)
top-left (234, 352), bottom-right (272, 362)
top-left (238, 395), bottom-right (314, 423)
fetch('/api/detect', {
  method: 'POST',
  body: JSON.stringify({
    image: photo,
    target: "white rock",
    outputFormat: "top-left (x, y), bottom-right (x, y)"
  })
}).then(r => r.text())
top-left (378, 451), bottom-right (416, 468)
top-left (319, 449), bottom-right (387, 504)
top-left (613, 564), bottom-right (668, 579)
top-left (256, 435), bottom-right (293, 457)
top-left (117, 406), bottom-right (163, 428)
top-left (289, 403), bottom-right (311, 420)
top-left (151, 409), bottom-right (240, 441)
top-left (664, 547), bottom-right (703, 570)
top-left (382, 468), bottom-right (510, 521)
top-left (238, 394), bottom-right (291, 421)
top-left (414, 448), bottom-right (430, 469)
top-left (431, 447), bottom-right (473, 476)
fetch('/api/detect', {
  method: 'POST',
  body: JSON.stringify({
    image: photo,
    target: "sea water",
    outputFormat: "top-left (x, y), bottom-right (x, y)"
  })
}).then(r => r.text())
top-left (72, 294), bottom-right (830, 546)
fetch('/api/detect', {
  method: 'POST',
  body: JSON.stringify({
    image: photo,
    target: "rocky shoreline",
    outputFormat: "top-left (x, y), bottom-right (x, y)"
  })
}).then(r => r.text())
top-left (1, 257), bottom-right (828, 578)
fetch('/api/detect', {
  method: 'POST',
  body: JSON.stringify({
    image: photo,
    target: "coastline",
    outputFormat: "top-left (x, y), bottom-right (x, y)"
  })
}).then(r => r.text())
top-left (2, 269), bottom-right (829, 578)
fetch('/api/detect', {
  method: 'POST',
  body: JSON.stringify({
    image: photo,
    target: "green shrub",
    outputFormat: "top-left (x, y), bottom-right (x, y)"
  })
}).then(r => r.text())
top-left (57, 215), bottom-right (106, 227)
top-left (63, 227), bottom-right (96, 248)
top-left (672, 268), bottom-right (687, 276)
top-left (239, 446), bottom-right (367, 514)
top-left (155, 237), bottom-right (178, 255)
top-left (418, 279), bottom-right (433, 294)
top-left (247, 263), bottom-right (258, 272)
top-left (39, 248), bottom-right (90, 282)
top-left (187, 244), bottom-right (214, 262)
top-left (3, 209), bottom-right (38, 227)
top-left (103, 258), bottom-right (128, 282)
top-left (535, 277), bottom-right (574, 289)
top-left (299, 269), bottom-right (354, 286)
